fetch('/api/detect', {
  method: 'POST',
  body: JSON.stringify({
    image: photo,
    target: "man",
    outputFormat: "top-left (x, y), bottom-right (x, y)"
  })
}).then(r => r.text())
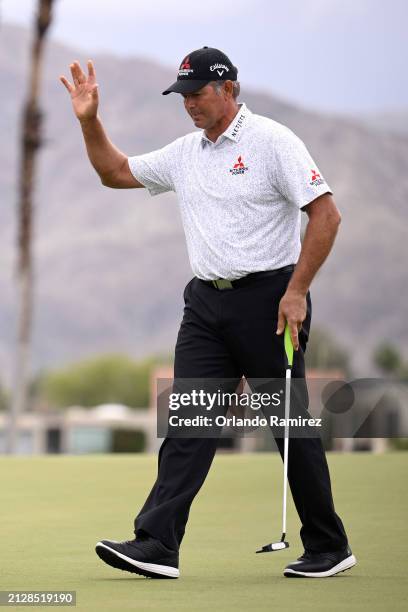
top-left (60, 47), bottom-right (356, 579)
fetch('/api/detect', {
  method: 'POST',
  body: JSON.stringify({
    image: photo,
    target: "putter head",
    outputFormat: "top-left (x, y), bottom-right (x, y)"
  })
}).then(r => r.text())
top-left (256, 541), bottom-right (289, 553)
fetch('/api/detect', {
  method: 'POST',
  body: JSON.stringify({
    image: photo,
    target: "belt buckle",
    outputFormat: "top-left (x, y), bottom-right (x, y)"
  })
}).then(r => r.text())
top-left (212, 279), bottom-right (233, 290)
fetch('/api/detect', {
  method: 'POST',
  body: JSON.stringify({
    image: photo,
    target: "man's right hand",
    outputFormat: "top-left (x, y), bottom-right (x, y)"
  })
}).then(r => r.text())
top-left (59, 60), bottom-right (144, 189)
top-left (60, 60), bottom-right (99, 122)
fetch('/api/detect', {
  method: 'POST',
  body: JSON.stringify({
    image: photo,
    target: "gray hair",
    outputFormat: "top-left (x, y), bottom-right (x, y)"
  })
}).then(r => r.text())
top-left (210, 80), bottom-right (240, 99)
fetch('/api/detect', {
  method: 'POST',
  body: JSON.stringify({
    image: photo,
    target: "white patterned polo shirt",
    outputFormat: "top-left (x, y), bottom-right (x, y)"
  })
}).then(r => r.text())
top-left (128, 103), bottom-right (332, 281)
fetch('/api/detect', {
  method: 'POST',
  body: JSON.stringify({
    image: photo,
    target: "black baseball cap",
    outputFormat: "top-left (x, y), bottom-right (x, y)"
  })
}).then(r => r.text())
top-left (162, 47), bottom-right (238, 95)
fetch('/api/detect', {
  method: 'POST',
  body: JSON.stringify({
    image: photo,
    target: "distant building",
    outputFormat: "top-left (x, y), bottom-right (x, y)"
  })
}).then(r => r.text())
top-left (0, 366), bottom-right (405, 454)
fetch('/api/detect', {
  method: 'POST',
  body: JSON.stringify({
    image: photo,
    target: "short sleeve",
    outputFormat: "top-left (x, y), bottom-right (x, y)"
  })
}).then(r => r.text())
top-left (128, 137), bottom-right (182, 196)
top-left (273, 128), bottom-right (332, 209)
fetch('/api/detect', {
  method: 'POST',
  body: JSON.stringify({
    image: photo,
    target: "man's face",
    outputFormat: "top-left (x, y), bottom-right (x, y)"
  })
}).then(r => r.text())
top-left (182, 83), bottom-right (229, 130)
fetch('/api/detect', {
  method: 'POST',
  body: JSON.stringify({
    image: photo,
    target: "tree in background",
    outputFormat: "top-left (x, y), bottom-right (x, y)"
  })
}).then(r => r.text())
top-left (374, 342), bottom-right (401, 374)
top-left (36, 354), bottom-right (171, 409)
top-left (304, 326), bottom-right (351, 376)
top-left (373, 342), bottom-right (408, 450)
top-left (373, 342), bottom-right (408, 380)
top-left (7, 0), bottom-right (55, 453)
top-left (0, 382), bottom-right (9, 412)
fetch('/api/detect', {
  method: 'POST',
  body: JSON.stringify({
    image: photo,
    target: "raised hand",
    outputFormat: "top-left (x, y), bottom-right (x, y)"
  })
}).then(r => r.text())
top-left (60, 60), bottom-right (99, 122)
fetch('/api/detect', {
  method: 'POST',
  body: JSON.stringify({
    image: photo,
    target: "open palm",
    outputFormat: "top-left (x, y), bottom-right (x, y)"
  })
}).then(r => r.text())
top-left (60, 60), bottom-right (99, 121)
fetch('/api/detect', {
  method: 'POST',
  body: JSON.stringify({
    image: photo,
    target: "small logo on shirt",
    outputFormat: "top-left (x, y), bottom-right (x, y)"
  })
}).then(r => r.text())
top-left (178, 56), bottom-right (194, 77)
top-left (230, 113), bottom-right (246, 139)
top-left (229, 155), bottom-right (249, 175)
top-left (310, 169), bottom-right (324, 187)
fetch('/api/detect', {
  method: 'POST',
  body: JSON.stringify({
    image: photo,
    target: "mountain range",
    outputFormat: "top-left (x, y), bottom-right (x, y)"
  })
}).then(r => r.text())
top-left (0, 24), bottom-right (407, 385)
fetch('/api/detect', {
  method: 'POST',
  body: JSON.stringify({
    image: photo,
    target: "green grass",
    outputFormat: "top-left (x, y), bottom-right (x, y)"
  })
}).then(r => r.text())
top-left (1, 452), bottom-right (407, 611)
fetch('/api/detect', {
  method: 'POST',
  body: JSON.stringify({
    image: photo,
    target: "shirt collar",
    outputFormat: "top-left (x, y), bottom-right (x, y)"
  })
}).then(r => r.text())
top-left (201, 102), bottom-right (251, 146)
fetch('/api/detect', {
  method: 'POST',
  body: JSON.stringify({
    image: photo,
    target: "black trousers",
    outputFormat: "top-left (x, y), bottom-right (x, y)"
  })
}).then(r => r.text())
top-left (134, 271), bottom-right (348, 553)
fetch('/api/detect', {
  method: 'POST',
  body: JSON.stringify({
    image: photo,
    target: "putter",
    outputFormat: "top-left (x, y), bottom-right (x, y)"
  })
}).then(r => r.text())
top-left (256, 323), bottom-right (294, 553)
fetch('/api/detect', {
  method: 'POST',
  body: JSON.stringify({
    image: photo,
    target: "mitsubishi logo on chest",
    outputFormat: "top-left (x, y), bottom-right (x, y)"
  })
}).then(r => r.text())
top-left (229, 155), bottom-right (249, 175)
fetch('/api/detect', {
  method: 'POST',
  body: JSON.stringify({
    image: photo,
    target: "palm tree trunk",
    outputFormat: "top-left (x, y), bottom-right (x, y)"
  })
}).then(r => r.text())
top-left (6, 0), bottom-right (54, 454)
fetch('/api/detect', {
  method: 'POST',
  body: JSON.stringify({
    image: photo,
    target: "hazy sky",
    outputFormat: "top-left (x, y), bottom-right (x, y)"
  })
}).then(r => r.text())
top-left (1, 0), bottom-right (406, 115)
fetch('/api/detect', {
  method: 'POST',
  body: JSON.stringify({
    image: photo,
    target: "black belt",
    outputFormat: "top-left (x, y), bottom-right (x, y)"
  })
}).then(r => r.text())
top-left (200, 265), bottom-right (295, 290)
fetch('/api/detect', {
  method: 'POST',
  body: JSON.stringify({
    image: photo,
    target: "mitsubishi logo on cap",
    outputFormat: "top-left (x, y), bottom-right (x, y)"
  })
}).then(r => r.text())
top-left (178, 56), bottom-right (194, 77)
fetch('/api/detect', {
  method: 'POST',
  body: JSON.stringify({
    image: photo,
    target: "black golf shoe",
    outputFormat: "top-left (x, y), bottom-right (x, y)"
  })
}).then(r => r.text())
top-left (95, 534), bottom-right (179, 579)
top-left (284, 545), bottom-right (356, 578)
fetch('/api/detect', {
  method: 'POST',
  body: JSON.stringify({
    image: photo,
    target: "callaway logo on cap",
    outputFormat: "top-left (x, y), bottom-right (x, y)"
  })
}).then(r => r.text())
top-left (162, 47), bottom-right (238, 95)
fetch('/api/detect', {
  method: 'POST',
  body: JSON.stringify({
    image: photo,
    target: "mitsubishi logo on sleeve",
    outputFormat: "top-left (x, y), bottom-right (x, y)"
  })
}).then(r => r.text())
top-left (229, 155), bottom-right (249, 175)
top-left (310, 169), bottom-right (324, 187)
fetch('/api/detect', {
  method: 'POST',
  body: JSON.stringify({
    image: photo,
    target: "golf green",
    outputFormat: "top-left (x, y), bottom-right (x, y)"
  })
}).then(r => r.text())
top-left (1, 452), bottom-right (407, 611)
